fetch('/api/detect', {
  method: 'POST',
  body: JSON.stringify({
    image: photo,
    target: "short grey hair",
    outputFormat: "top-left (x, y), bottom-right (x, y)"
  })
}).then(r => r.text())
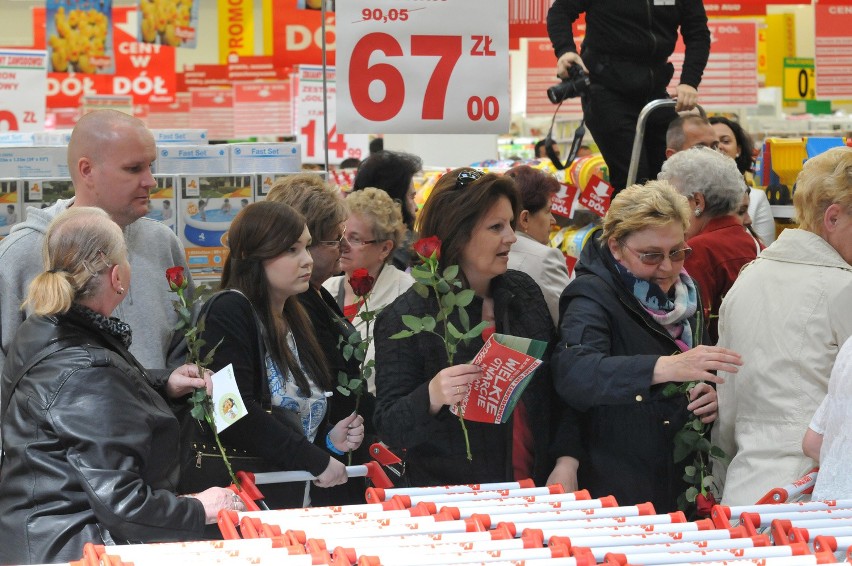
top-left (659, 146), bottom-right (746, 217)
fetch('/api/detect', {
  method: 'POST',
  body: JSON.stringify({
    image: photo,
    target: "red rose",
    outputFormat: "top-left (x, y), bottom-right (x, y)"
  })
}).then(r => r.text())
top-left (413, 236), bottom-right (441, 260)
top-left (695, 492), bottom-right (717, 517)
top-left (166, 266), bottom-right (187, 291)
top-left (349, 268), bottom-right (375, 297)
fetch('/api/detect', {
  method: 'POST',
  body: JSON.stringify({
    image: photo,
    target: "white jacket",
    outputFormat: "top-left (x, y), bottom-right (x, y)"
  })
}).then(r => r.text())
top-left (713, 228), bottom-right (852, 505)
top-left (323, 264), bottom-right (414, 393)
top-left (508, 231), bottom-right (572, 325)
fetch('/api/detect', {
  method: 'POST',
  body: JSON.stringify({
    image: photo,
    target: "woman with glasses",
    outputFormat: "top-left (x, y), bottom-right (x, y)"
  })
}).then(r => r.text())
top-left (552, 180), bottom-right (742, 513)
top-left (373, 168), bottom-right (576, 488)
top-left (323, 188), bottom-right (414, 393)
top-left (267, 174), bottom-right (375, 505)
top-left (659, 146), bottom-right (762, 344)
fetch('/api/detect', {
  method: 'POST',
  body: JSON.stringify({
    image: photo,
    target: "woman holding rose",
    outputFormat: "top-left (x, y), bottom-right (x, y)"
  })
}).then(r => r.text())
top-left (373, 168), bottom-right (575, 488)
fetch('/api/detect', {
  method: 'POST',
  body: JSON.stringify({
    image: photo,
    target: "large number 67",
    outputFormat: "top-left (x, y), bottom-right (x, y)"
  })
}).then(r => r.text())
top-left (349, 32), bottom-right (462, 122)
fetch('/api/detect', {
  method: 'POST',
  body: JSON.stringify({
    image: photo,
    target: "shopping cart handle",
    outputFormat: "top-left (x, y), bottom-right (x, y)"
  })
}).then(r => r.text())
top-left (250, 461), bottom-right (393, 488)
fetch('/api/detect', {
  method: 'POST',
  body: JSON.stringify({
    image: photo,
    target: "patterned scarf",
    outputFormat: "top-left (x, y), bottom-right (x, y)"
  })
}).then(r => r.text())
top-left (613, 261), bottom-right (698, 352)
top-left (70, 303), bottom-right (133, 349)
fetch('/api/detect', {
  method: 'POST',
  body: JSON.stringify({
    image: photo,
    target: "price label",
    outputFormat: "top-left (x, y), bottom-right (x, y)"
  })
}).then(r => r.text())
top-left (551, 182), bottom-right (580, 219)
top-left (0, 50), bottom-right (48, 132)
top-left (577, 175), bottom-right (613, 218)
top-left (295, 65), bottom-right (370, 165)
top-left (783, 59), bottom-right (815, 102)
top-left (336, 0), bottom-right (510, 134)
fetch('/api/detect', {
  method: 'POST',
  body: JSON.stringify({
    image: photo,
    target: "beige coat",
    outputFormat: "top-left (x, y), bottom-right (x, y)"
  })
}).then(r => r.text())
top-left (713, 229), bottom-right (852, 505)
top-left (508, 231), bottom-right (572, 326)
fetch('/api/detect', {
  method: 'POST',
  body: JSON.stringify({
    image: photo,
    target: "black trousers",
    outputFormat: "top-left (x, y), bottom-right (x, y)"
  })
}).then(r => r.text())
top-left (582, 83), bottom-right (677, 195)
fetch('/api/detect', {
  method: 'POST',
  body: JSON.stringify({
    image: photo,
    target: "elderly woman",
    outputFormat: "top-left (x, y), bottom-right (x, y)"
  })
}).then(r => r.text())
top-left (713, 146), bottom-right (852, 506)
top-left (373, 168), bottom-right (575, 488)
top-left (505, 165), bottom-right (572, 325)
top-left (709, 116), bottom-right (775, 245)
top-left (353, 150), bottom-right (423, 269)
top-left (323, 188), bottom-right (414, 393)
top-left (191, 202), bottom-right (365, 509)
top-left (659, 146), bottom-right (760, 344)
top-left (552, 180), bottom-right (742, 513)
top-left (0, 208), bottom-right (235, 565)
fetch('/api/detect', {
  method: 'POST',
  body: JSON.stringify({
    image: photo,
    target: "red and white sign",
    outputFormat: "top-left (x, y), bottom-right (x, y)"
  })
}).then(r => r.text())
top-left (526, 38), bottom-right (582, 119)
top-left (189, 89), bottom-right (235, 139)
top-left (704, 0), bottom-right (809, 17)
top-left (509, 2), bottom-right (585, 50)
top-left (295, 66), bottom-right (370, 165)
top-left (336, 0), bottom-right (510, 134)
top-left (551, 181), bottom-right (579, 219)
top-left (272, 1), bottom-right (335, 71)
top-left (577, 175), bottom-right (613, 218)
top-left (668, 20), bottom-right (758, 108)
top-left (0, 50), bottom-right (47, 132)
top-left (146, 93), bottom-right (192, 129)
top-left (234, 81), bottom-right (292, 138)
top-left (815, 2), bottom-right (852, 100)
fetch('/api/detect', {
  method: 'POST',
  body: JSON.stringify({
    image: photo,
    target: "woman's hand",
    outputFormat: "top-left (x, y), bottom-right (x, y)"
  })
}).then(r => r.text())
top-left (329, 412), bottom-right (365, 453)
top-left (314, 457), bottom-right (348, 488)
top-left (165, 364), bottom-right (213, 398)
top-left (546, 456), bottom-right (580, 493)
top-left (190, 487), bottom-right (244, 524)
top-left (687, 382), bottom-right (718, 424)
top-left (652, 345), bottom-right (742, 386)
top-left (428, 364), bottom-right (483, 415)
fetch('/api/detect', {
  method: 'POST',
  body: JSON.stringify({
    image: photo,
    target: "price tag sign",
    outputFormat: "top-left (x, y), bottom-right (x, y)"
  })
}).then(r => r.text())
top-left (577, 175), bottom-right (613, 218)
top-left (296, 65), bottom-right (370, 165)
top-left (551, 181), bottom-right (580, 219)
top-left (0, 50), bottom-right (48, 132)
top-left (783, 58), bottom-right (815, 102)
top-left (337, 0), bottom-right (510, 134)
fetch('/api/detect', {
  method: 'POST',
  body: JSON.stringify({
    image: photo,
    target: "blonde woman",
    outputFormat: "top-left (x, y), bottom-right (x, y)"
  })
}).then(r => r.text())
top-left (323, 188), bottom-right (414, 393)
top-left (0, 208), bottom-right (235, 565)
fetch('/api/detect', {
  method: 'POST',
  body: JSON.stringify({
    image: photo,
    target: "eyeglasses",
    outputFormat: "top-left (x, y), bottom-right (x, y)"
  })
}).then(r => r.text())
top-left (313, 227), bottom-right (347, 249)
top-left (455, 169), bottom-right (483, 189)
top-left (620, 242), bottom-right (693, 265)
top-left (346, 235), bottom-right (378, 247)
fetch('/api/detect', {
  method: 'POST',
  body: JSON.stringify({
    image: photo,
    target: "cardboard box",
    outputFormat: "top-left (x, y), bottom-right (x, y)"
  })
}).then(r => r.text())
top-left (177, 174), bottom-right (254, 283)
top-left (0, 146), bottom-right (69, 178)
top-left (142, 175), bottom-right (178, 233)
top-left (156, 145), bottom-right (229, 175)
top-left (0, 179), bottom-right (21, 239)
top-left (229, 142), bottom-right (301, 174)
top-left (20, 178), bottom-right (75, 219)
top-left (152, 129), bottom-right (209, 144)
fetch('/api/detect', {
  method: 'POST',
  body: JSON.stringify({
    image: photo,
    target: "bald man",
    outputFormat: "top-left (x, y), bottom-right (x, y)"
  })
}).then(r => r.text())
top-left (665, 115), bottom-right (720, 159)
top-left (0, 110), bottom-right (192, 383)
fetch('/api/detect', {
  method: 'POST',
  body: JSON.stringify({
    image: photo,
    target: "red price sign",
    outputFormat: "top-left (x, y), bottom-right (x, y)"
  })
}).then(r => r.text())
top-left (0, 50), bottom-right (47, 132)
top-left (295, 65), bottom-right (370, 165)
top-left (578, 175), bottom-right (613, 218)
top-left (336, 0), bottom-right (510, 134)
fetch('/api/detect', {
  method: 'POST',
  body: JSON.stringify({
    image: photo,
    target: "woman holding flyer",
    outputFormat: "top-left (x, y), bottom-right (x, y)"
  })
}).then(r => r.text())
top-left (373, 169), bottom-right (576, 488)
top-left (192, 201), bottom-right (365, 508)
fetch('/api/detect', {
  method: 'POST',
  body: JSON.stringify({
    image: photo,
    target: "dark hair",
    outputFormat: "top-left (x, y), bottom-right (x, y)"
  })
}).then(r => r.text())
top-left (369, 137), bottom-right (384, 154)
top-left (709, 116), bottom-right (755, 174)
top-left (353, 150), bottom-right (422, 229)
top-left (504, 165), bottom-right (560, 214)
top-left (221, 201), bottom-right (331, 393)
top-left (534, 139), bottom-right (554, 157)
top-left (416, 168), bottom-right (520, 272)
top-left (339, 157), bottom-right (361, 169)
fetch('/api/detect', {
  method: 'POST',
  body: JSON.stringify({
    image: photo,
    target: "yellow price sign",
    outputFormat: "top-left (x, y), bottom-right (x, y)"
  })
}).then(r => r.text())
top-left (783, 58), bottom-right (816, 102)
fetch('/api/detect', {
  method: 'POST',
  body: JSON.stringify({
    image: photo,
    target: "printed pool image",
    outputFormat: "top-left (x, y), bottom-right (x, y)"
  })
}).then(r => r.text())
top-left (183, 199), bottom-right (241, 247)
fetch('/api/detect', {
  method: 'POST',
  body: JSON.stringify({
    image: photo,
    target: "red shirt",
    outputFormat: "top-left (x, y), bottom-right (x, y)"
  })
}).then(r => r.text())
top-left (685, 215), bottom-right (764, 344)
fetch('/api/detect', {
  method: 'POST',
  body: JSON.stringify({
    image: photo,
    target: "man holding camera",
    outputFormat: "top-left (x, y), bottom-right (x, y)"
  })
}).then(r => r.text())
top-left (547, 0), bottom-right (710, 194)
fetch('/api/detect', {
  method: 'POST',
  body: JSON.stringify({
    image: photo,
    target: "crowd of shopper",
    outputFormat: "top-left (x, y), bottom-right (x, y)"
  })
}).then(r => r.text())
top-left (0, 108), bottom-right (850, 564)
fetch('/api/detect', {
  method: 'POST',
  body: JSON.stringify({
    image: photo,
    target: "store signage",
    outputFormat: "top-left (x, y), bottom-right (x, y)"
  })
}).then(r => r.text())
top-left (704, 0), bottom-right (807, 17)
top-left (218, 0), bottom-right (270, 63)
top-left (509, 1), bottom-right (585, 50)
top-left (0, 50), bottom-right (48, 132)
top-left (667, 20), bottom-right (758, 108)
top-left (815, 1), bottom-right (852, 100)
top-left (577, 175), bottom-right (612, 218)
top-left (233, 81), bottom-right (292, 137)
top-left (141, 0), bottom-right (200, 48)
top-left (336, 0), bottom-right (510, 134)
top-left (189, 89), bottom-right (235, 139)
top-left (46, 0), bottom-right (115, 74)
top-left (783, 58), bottom-right (816, 102)
top-left (295, 66), bottom-right (370, 165)
top-left (272, 0), bottom-right (336, 70)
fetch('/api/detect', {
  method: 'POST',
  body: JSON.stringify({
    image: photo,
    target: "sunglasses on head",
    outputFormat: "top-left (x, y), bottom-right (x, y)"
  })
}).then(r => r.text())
top-left (454, 169), bottom-right (483, 189)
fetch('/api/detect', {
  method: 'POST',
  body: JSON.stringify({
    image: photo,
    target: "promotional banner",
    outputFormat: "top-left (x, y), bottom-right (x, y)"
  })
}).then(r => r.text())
top-left (815, 1), bottom-right (852, 100)
top-left (668, 20), bottom-right (758, 108)
top-left (37, 7), bottom-right (177, 108)
top-left (140, 0), bottom-right (199, 48)
top-left (233, 81), bottom-right (292, 137)
top-left (218, 0), bottom-right (273, 63)
top-left (46, 0), bottom-right (115, 74)
top-left (337, 0), bottom-right (510, 134)
top-left (272, 0), bottom-right (335, 70)
top-left (0, 50), bottom-right (48, 132)
top-left (510, 1), bottom-right (585, 50)
top-left (704, 0), bottom-right (810, 17)
top-left (295, 65), bottom-right (369, 165)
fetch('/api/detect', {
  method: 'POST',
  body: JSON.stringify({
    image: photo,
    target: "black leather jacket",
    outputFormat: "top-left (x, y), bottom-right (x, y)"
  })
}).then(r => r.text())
top-left (0, 309), bottom-right (205, 565)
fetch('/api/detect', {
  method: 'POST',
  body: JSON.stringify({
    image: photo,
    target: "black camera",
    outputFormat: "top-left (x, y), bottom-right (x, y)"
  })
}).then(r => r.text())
top-left (547, 64), bottom-right (590, 104)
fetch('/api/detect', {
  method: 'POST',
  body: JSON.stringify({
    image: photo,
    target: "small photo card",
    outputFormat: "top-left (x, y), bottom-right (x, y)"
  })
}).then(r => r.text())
top-left (210, 363), bottom-right (247, 432)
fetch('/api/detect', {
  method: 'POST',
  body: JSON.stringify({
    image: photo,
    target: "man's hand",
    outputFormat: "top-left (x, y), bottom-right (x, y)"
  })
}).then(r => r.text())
top-left (675, 84), bottom-right (699, 112)
top-left (556, 52), bottom-right (588, 79)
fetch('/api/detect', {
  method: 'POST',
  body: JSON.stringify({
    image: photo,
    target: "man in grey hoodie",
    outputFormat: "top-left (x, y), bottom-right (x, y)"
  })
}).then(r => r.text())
top-left (0, 110), bottom-right (194, 395)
